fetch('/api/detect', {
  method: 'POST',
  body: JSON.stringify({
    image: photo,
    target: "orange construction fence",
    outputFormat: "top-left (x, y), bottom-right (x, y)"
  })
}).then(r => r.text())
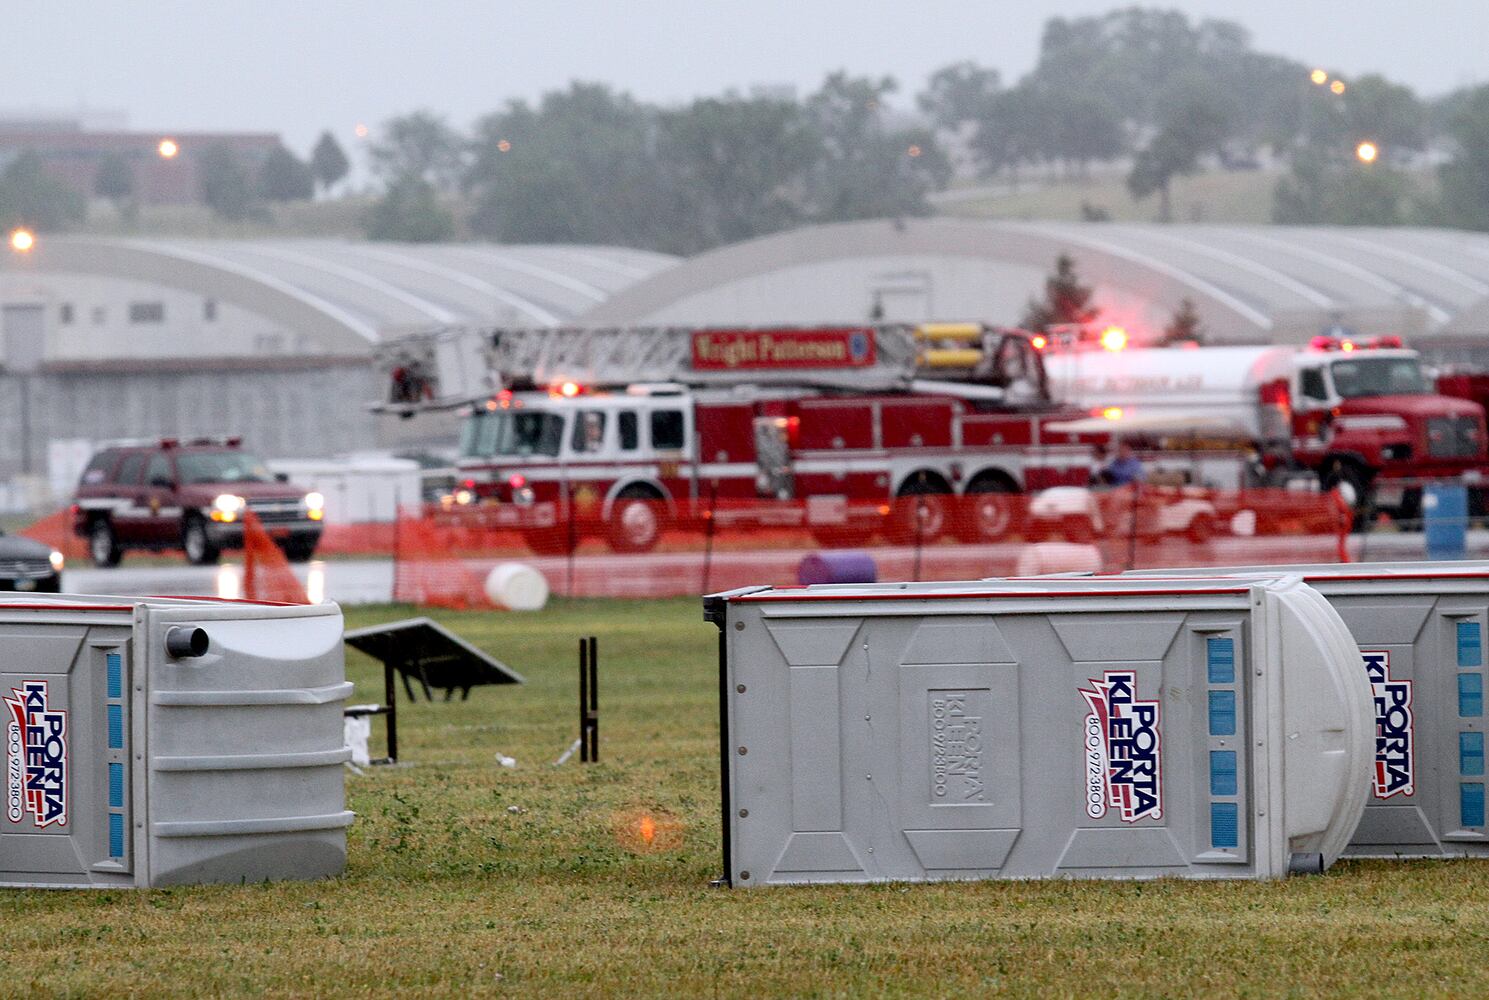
top-left (392, 485), bottom-right (1353, 607)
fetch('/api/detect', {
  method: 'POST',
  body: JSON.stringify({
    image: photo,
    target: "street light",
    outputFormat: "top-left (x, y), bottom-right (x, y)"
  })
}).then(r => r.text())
top-left (1330, 80), bottom-right (1346, 96)
top-left (1310, 68), bottom-right (1328, 86)
top-left (157, 138), bottom-right (179, 159)
top-left (9, 228), bottom-right (35, 253)
top-left (1356, 140), bottom-right (1379, 164)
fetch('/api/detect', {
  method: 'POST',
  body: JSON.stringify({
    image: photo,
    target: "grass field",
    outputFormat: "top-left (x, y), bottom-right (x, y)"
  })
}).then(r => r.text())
top-left (934, 169), bottom-right (1281, 225)
top-left (3, 597), bottom-right (1489, 996)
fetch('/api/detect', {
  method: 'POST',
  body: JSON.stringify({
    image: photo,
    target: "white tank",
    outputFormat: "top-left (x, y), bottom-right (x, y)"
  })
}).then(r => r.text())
top-left (1043, 346), bottom-right (1295, 438)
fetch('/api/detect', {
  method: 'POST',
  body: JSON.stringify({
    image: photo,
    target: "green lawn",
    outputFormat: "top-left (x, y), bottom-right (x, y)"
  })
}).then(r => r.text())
top-left (2, 597), bottom-right (1489, 996)
top-left (935, 169), bottom-right (1282, 225)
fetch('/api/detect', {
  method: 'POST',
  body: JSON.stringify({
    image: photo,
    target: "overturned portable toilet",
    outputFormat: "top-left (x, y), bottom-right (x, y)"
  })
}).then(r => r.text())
top-left (0, 594), bottom-right (351, 888)
top-left (704, 576), bottom-right (1374, 886)
top-left (1121, 561), bottom-right (1489, 859)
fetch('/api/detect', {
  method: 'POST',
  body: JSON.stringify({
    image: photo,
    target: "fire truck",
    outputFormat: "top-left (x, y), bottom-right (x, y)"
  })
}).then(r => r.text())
top-left (1042, 335), bottom-right (1489, 519)
top-left (377, 324), bottom-right (1095, 552)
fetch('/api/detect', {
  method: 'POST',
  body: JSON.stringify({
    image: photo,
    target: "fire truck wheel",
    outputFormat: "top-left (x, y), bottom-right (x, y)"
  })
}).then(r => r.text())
top-left (890, 480), bottom-right (950, 545)
top-left (954, 476), bottom-right (1022, 542)
top-left (88, 518), bottom-right (123, 567)
top-left (607, 487), bottom-right (666, 553)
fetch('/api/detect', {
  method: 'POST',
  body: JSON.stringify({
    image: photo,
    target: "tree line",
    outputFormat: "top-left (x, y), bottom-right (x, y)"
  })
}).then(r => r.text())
top-left (4, 6), bottom-right (1489, 241)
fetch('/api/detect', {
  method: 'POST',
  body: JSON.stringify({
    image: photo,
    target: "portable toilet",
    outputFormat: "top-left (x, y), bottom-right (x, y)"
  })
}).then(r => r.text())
top-left (704, 575), bottom-right (1373, 886)
top-left (1120, 561), bottom-right (1489, 858)
top-left (0, 594), bottom-right (351, 887)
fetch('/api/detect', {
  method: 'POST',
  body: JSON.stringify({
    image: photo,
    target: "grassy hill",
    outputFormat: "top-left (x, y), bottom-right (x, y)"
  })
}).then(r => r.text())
top-left (933, 169), bottom-right (1282, 225)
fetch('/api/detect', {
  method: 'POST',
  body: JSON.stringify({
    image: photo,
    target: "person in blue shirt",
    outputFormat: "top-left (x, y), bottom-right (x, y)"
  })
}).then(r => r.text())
top-left (1101, 440), bottom-right (1145, 486)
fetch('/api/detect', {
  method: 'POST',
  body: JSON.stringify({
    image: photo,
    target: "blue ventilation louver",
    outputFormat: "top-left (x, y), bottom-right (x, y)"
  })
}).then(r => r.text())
top-left (108, 762), bottom-right (124, 808)
top-left (1210, 750), bottom-right (1238, 796)
top-left (1211, 802), bottom-right (1239, 849)
top-left (106, 652), bottom-right (122, 699)
top-left (1460, 621), bottom-right (1483, 667)
top-left (1461, 675), bottom-right (1484, 718)
top-left (1463, 733), bottom-right (1486, 777)
top-left (108, 812), bottom-right (125, 858)
top-left (1463, 783), bottom-right (1486, 828)
top-left (107, 705), bottom-right (124, 749)
top-left (1207, 637), bottom-right (1235, 685)
top-left (1208, 690), bottom-right (1236, 736)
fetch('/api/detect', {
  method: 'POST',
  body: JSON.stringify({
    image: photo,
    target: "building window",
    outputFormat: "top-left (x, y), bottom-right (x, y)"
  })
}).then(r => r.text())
top-left (203, 298), bottom-right (217, 322)
top-left (92, 306), bottom-right (107, 325)
top-left (59, 303), bottom-right (74, 325)
top-left (128, 302), bottom-right (165, 324)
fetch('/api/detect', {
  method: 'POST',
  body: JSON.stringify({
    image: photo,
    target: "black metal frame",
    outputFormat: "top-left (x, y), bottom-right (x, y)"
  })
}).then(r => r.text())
top-left (579, 635), bottom-right (599, 762)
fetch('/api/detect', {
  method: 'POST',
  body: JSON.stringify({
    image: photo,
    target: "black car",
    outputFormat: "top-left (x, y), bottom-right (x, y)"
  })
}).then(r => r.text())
top-left (0, 532), bottom-right (64, 593)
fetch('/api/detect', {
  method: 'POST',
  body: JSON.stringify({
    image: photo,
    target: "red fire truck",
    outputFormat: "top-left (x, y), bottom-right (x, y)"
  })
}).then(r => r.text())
top-left (381, 324), bottom-right (1095, 553)
top-left (1043, 334), bottom-right (1489, 519)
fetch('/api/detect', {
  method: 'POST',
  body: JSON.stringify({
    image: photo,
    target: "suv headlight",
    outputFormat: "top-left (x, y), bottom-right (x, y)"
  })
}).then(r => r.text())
top-left (210, 493), bottom-right (246, 523)
top-left (305, 491), bottom-right (325, 521)
top-left (48, 550), bottom-right (64, 572)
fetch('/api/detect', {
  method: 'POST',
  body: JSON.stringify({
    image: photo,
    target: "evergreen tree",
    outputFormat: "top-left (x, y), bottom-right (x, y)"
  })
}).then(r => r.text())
top-left (1021, 253), bottom-right (1099, 331)
top-left (0, 151), bottom-right (86, 230)
top-left (309, 130), bottom-right (350, 195)
top-left (1162, 298), bottom-right (1205, 345)
top-left (258, 145), bottom-right (315, 202)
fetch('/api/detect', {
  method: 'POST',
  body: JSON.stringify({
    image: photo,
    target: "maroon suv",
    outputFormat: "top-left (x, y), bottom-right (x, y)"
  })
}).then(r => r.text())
top-left (72, 438), bottom-right (324, 565)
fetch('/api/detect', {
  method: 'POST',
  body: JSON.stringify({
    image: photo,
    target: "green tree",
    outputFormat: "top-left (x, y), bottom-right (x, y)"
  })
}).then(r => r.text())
top-left (257, 145), bottom-right (315, 202)
top-left (802, 72), bottom-right (951, 220)
top-left (1439, 85), bottom-right (1489, 230)
top-left (0, 151), bottom-right (86, 230)
top-left (369, 110), bottom-right (465, 191)
top-left (309, 130), bottom-right (350, 194)
top-left (466, 82), bottom-right (673, 249)
top-left (197, 144), bottom-right (256, 221)
top-left (918, 61), bottom-right (1000, 129)
top-left (1128, 89), bottom-right (1235, 221)
top-left (655, 96), bottom-right (821, 252)
top-left (1048, 92), bottom-right (1125, 177)
top-left (363, 175), bottom-right (455, 242)
top-left (972, 85), bottom-right (1054, 183)
top-left (1162, 298), bottom-right (1205, 345)
top-left (1021, 253), bottom-right (1099, 331)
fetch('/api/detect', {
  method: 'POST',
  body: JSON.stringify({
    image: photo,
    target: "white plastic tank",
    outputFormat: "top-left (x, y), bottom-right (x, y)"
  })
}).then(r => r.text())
top-left (1123, 560), bottom-right (1489, 858)
top-left (705, 575), bottom-right (1373, 885)
top-left (0, 594), bottom-right (351, 887)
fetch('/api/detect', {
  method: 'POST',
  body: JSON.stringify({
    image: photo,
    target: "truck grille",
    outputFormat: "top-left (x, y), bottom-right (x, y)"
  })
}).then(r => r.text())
top-left (247, 500), bottom-right (304, 524)
top-left (1428, 416), bottom-right (1480, 459)
top-left (0, 559), bottom-right (53, 580)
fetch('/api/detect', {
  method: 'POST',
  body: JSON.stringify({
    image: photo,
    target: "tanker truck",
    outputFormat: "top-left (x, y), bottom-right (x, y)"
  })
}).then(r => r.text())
top-left (1041, 336), bottom-right (1489, 519)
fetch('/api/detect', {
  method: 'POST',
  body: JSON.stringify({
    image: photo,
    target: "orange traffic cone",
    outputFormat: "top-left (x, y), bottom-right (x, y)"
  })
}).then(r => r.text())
top-left (241, 510), bottom-right (311, 604)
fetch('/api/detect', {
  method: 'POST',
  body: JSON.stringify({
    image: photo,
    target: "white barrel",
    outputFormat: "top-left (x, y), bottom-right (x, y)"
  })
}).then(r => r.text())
top-left (485, 562), bottom-right (550, 611)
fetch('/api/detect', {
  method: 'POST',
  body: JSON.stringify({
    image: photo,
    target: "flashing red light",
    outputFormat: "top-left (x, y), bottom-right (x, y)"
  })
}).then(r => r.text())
top-left (1309, 335), bottom-right (1339, 351)
top-left (1100, 326), bottom-right (1128, 352)
top-left (508, 474), bottom-right (526, 489)
top-left (1031, 334), bottom-right (1048, 351)
top-left (1340, 339), bottom-right (1356, 352)
top-left (560, 381), bottom-right (581, 398)
top-left (462, 479), bottom-right (475, 490)
top-left (1370, 335), bottom-right (1404, 349)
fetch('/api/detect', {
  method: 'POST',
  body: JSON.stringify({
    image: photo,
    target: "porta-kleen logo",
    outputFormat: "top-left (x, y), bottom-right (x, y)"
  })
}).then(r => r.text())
top-left (5, 680), bottom-right (67, 827)
top-left (1080, 670), bottom-right (1162, 823)
top-left (1362, 650), bottom-right (1413, 798)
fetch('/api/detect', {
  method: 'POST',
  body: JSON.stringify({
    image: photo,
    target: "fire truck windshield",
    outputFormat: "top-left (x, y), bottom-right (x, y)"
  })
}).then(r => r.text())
top-left (1330, 357), bottom-right (1427, 399)
top-left (460, 410), bottom-right (565, 459)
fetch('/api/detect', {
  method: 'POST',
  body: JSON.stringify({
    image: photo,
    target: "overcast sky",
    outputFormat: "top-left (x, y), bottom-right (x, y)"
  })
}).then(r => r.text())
top-left (4, 1), bottom-right (1485, 162)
